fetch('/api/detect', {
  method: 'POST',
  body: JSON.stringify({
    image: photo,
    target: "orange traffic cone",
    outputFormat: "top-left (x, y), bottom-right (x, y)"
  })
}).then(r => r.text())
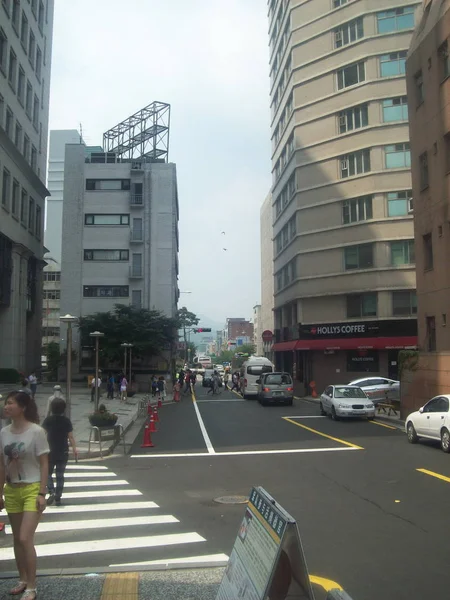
top-left (147, 403), bottom-right (153, 416)
top-left (157, 397), bottom-right (162, 408)
top-left (153, 407), bottom-right (159, 422)
top-left (141, 423), bottom-right (154, 448)
top-left (149, 414), bottom-right (158, 433)
top-left (310, 380), bottom-right (318, 399)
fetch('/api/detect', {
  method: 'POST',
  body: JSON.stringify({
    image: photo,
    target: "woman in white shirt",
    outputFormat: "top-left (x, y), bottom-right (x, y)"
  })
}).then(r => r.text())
top-left (120, 377), bottom-right (128, 403)
top-left (0, 391), bottom-right (49, 600)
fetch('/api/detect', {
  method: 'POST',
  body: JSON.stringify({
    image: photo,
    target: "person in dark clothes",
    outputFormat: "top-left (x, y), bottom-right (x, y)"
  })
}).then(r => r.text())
top-left (42, 398), bottom-right (78, 506)
top-left (151, 376), bottom-right (158, 397)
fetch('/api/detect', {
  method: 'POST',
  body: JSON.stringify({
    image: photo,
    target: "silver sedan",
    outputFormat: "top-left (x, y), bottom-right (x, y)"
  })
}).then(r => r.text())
top-left (320, 385), bottom-right (375, 421)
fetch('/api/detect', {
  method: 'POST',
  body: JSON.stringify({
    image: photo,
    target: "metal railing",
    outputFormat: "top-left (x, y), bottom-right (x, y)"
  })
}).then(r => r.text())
top-left (130, 194), bottom-right (143, 206)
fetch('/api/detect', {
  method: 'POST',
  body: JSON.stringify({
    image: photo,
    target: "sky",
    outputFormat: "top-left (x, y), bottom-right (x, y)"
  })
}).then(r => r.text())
top-left (49, 0), bottom-right (272, 327)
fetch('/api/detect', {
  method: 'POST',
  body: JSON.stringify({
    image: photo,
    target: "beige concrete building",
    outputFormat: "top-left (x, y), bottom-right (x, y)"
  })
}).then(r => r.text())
top-left (260, 191), bottom-right (275, 358)
top-left (269, 0), bottom-right (420, 393)
top-left (403, 0), bottom-right (450, 415)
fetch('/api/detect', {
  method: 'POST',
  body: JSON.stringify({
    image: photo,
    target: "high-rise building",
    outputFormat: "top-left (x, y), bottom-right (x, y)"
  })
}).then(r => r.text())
top-left (403, 0), bottom-right (449, 414)
top-left (0, 0), bottom-right (54, 371)
top-left (268, 0), bottom-right (420, 393)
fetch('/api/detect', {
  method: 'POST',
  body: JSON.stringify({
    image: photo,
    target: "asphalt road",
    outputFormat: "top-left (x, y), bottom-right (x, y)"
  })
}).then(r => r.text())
top-left (2, 384), bottom-right (450, 599)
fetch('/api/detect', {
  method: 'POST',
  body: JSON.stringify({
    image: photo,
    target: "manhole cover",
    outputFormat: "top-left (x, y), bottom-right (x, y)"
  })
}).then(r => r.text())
top-left (213, 495), bottom-right (249, 505)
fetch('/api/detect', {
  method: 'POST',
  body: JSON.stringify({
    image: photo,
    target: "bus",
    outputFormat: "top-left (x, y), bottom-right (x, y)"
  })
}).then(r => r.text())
top-left (194, 355), bottom-right (213, 369)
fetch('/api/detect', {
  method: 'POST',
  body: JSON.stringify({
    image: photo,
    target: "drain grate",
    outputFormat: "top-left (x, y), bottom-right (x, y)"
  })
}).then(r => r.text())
top-left (213, 495), bottom-right (249, 505)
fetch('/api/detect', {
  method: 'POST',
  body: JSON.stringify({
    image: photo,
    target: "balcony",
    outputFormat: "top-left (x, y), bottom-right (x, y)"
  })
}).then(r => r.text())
top-left (130, 195), bottom-right (143, 207)
top-left (129, 266), bottom-right (143, 278)
top-left (130, 230), bottom-right (143, 243)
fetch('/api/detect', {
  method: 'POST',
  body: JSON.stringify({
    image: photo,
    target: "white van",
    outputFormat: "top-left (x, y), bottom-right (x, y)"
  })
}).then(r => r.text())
top-left (240, 356), bottom-right (274, 399)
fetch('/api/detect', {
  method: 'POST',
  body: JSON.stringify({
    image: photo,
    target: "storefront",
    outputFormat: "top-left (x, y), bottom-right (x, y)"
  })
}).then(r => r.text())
top-left (273, 319), bottom-right (417, 395)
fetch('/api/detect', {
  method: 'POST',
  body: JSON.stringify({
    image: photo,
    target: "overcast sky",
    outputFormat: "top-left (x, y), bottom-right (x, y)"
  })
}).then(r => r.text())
top-left (49, 0), bottom-right (272, 326)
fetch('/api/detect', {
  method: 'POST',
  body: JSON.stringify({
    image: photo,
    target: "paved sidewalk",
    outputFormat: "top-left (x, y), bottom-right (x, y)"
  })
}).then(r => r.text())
top-left (0, 383), bottom-right (149, 458)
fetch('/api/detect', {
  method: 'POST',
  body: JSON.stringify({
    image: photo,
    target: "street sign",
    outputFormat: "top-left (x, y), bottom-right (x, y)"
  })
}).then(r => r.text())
top-left (216, 487), bottom-right (314, 600)
top-left (262, 330), bottom-right (274, 342)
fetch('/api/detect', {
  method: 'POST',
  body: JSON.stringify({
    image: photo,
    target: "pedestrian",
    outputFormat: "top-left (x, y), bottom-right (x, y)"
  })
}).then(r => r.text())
top-left (28, 373), bottom-right (38, 400)
top-left (20, 380), bottom-right (32, 397)
top-left (44, 385), bottom-right (65, 419)
top-left (231, 371), bottom-right (240, 393)
top-left (157, 376), bottom-right (166, 402)
top-left (183, 370), bottom-right (191, 395)
top-left (151, 376), bottom-right (158, 397)
top-left (178, 369), bottom-right (185, 386)
top-left (107, 373), bottom-right (115, 400)
top-left (90, 375), bottom-right (102, 403)
top-left (223, 371), bottom-right (229, 389)
top-left (190, 371), bottom-right (197, 389)
top-left (42, 397), bottom-right (78, 507)
top-left (120, 376), bottom-right (128, 403)
top-left (173, 380), bottom-right (181, 402)
top-left (0, 391), bottom-right (49, 600)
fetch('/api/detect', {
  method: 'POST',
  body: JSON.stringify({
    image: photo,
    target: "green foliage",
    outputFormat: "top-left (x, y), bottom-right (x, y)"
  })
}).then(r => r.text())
top-left (78, 304), bottom-right (178, 364)
top-left (235, 343), bottom-right (256, 356)
top-left (89, 404), bottom-right (118, 427)
top-left (44, 342), bottom-right (62, 378)
top-left (186, 341), bottom-right (197, 358)
top-left (0, 368), bottom-right (21, 384)
top-left (398, 350), bottom-right (419, 378)
top-left (176, 307), bottom-right (199, 329)
top-left (217, 350), bottom-right (235, 364)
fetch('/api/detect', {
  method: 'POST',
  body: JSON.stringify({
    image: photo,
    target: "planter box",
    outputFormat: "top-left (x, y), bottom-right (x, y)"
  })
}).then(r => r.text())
top-left (91, 424), bottom-right (121, 442)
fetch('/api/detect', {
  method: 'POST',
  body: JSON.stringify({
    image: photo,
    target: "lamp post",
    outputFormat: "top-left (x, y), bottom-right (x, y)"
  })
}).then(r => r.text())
top-left (128, 344), bottom-right (133, 385)
top-left (90, 331), bottom-right (104, 411)
top-left (121, 342), bottom-right (130, 378)
top-left (60, 314), bottom-right (78, 419)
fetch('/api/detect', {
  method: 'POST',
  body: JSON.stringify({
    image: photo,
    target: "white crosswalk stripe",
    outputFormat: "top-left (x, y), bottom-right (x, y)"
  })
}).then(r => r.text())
top-left (0, 463), bottom-right (222, 570)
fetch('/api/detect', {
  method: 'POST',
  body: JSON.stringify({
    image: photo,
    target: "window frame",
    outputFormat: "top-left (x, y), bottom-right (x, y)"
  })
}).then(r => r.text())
top-left (392, 290), bottom-right (417, 316)
top-left (84, 214), bottom-right (130, 226)
top-left (380, 51), bottom-right (407, 77)
top-left (337, 60), bottom-right (365, 90)
top-left (1, 167), bottom-right (11, 210)
top-left (385, 143), bottom-right (411, 169)
top-left (338, 103), bottom-right (368, 134)
top-left (342, 195), bottom-right (373, 224)
top-left (387, 190), bottom-right (413, 217)
top-left (346, 293), bottom-right (378, 318)
top-left (390, 240), bottom-right (415, 266)
top-left (376, 6), bottom-right (415, 34)
top-left (382, 96), bottom-right (408, 122)
top-left (83, 285), bottom-right (130, 298)
top-left (334, 17), bottom-right (364, 49)
top-left (423, 233), bottom-right (433, 271)
top-left (83, 249), bottom-right (130, 262)
top-left (344, 243), bottom-right (374, 270)
top-left (340, 149), bottom-right (371, 178)
top-left (85, 179), bottom-right (131, 191)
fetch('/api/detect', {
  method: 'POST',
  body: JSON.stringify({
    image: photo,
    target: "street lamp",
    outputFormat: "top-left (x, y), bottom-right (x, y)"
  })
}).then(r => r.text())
top-left (121, 342), bottom-right (131, 378)
top-left (128, 343), bottom-right (133, 385)
top-left (90, 331), bottom-right (104, 411)
top-left (60, 314), bottom-right (78, 419)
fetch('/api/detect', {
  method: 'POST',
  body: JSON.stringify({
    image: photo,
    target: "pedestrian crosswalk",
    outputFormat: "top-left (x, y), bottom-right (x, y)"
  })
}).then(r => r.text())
top-left (0, 463), bottom-right (228, 570)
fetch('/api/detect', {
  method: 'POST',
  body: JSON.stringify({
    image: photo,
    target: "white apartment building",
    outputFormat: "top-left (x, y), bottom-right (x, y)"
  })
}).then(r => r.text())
top-left (0, 0), bottom-right (54, 372)
top-left (268, 0), bottom-right (420, 393)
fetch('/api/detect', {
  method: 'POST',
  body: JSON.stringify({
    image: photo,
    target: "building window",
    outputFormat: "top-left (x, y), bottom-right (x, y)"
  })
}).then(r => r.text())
top-left (83, 285), bottom-right (129, 298)
top-left (86, 179), bottom-right (131, 191)
top-left (347, 293), bottom-right (377, 318)
top-left (32, 94), bottom-right (39, 128)
top-left (8, 48), bottom-right (17, 89)
top-left (43, 290), bottom-right (61, 300)
top-left (392, 291), bottom-right (417, 316)
top-left (28, 196), bottom-right (35, 232)
top-left (11, 0), bottom-right (20, 31)
top-left (0, 30), bottom-right (7, 79)
top-left (333, 0), bottom-right (348, 7)
top-left (390, 240), bottom-right (415, 265)
top-left (11, 178), bottom-right (19, 216)
top-left (274, 173), bottom-right (295, 218)
top-left (23, 134), bottom-right (30, 162)
top-left (337, 61), bottom-right (365, 89)
top-left (380, 51), bottom-right (407, 77)
top-left (419, 152), bottom-right (429, 189)
top-left (334, 17), bottom-right (364, 48)
top-left (20, 188), bottom-right (27, 223)
top-left (35, 204), bottom-right (41, 238)
top-left (14, 121), bottom-right (21, 148)
top-left (25, 81), bottom-right (32, 117)
top-left (43, 271), bottom-right (61, 282)
top-left (387, 190), bottom-right (413, 216)
top-left (423, 233), bottom-right (433, 270)
top-left (2, 168), bottom-right (11, 209)
top-left (344, 243), bottom-right (373, 270)
top-left (20, 11), bottom-right (28, 50)
top-left (415, 70), bottom-right (424, 105)
top-left (340, 149), bottom-right (371, 178)
top-left (84, 249), bottom-right (129, 261)
top-left (28, 29), bottom-right (35, 67)
top-left (17, 66), bottom-right (25, 104)
top-left (439, 41), bottom-right (450, 79)
top-left (342, 195), bottom-right (373, 224)
top-left (35, 46), bottom-right (41, 80)
top-left (84, 214), bottom-right (130, 226)
top-left (275, 258), bottom-right (297, 292)
top-left (377, 6), bottom-right (415, 33)
top-left (385, 143), bottom-right (411, 169)
top-left (382, 96), bottom-right (408, 122)
top-left (5, 106), bottom-right (13, 138)
top-left (426, 316), bottom-right (436, 351)
top-left (131, 290), bottom-right (142, 309)
top-left (31, 145), bottom-right (37, 171)
top-left (338, 103), bottom-right (368, 133)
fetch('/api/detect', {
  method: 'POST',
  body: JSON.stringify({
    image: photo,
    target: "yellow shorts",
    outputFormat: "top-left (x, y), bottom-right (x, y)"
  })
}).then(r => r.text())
top-left (4, 482), bottom-right (41, 513)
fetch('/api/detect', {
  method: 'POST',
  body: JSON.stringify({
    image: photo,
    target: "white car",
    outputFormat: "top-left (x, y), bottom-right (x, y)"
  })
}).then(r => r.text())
top-left (348, 377), bottom-right (399, 404)
top-left (320, 385), bottom-right (375, 420)
top-left (405, 395), bottom-right (450, 452)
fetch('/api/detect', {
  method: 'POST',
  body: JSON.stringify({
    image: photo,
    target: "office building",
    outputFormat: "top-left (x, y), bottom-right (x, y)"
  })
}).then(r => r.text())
top-left (403, 0), bottom-right (450, 414)
top-left (0, 0), bottom-right (54, 371)
top-left (225, 318), bottom-right (254, 349)
top-left (269, 0), bottom-right (420, 393)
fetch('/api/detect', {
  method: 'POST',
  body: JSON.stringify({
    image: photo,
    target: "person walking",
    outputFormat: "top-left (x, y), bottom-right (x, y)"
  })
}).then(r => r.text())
top-left (173, 380), bottom-right (181, 402)
top-left (42, 397), bottom-right (78, 507)
top-left (223, 370), bottom-right (229, 389)
top-left (183, 370), bottom-right (191, 395)
top-left (0, 391), bottom-right (49, 600)
top-left (190, 371), bottom-right (197, 390)
top-left (231, 371), bottom-right (240, 393)
top-left (27, 374), bottom-right (38, 401)
top-left (20, 380), bottom-right (32, 397)
top-left (90, 375), bottom-right (102, 403)
top-left (44, 385), bottom-right (65, 420)
top-left (120, 376), bottom-right (128, 403)
top-left (151, 376), bottom-right (158, 398)
top-left (107, 373), bottom-right (115, 400)
top-left (157, 376), bottom-right (166, 402)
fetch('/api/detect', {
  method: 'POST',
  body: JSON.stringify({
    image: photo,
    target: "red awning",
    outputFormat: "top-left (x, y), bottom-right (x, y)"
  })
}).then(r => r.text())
top-left (293, 336), bottom-right (417, 351)
top-left (272, 341), bottom-right (298, 352)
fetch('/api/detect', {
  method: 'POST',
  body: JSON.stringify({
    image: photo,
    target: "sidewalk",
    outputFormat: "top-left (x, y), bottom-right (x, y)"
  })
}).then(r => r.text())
top-left (0, 383), bottom-right (145, 458)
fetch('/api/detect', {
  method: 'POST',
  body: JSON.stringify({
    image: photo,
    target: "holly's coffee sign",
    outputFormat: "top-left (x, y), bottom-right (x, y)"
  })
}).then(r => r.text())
top-left (299, 319), bottom-right (417, 340)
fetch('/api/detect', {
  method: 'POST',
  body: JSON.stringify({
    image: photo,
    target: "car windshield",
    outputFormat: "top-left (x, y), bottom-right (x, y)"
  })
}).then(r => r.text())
top-left (334, 387), bottom-right (367, 399)
top-left (264, 374), bottom-right (292, 385)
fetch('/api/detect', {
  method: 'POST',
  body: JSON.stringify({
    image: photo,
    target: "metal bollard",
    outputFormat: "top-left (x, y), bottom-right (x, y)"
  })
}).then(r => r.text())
top-left (326, 590), bottom-right (355, 600)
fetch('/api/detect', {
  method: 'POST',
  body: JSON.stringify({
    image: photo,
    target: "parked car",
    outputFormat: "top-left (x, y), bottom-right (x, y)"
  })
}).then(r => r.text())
top-left (348, 377), bottom-right (400, 404)
top-left (405, 395), bottom-right (450, 452)
top-left (320, 385), bottom-right (375, 420)
top-left (257, 372), bottom-right (294, 406)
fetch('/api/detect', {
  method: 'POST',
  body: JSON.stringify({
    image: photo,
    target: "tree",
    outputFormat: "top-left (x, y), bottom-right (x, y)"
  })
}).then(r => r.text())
top-left (217, 349), bottom-right (235, 363)
top-left (235, 343), bottom-right (256, 357)
top-left (176, 307), bottom-right (200, 361)
top-left (78, 304), bottom-right (178, 365)
top-left (44, 342), bottom-right (62, 379)
top-left (186, 342), bottom-right (197, 364)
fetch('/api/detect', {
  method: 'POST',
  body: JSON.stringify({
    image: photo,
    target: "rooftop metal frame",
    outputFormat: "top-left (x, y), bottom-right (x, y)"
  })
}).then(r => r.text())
top-left (103, 101), bottom-right (170, 162)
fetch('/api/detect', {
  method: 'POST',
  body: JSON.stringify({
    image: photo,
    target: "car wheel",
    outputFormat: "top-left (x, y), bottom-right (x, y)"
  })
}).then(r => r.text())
top-left (367, 416), bottom-right (375, 421)
top-left (319, 402), bottom-right (326, 416)
top-left (331, 406), bottom-right (339, 421)
top-left (441, 428), bottom-right (450, 453)
top-left (406, 422), bottom-right (418, 444)
top-left (286, 398), bottom-right (293, 407)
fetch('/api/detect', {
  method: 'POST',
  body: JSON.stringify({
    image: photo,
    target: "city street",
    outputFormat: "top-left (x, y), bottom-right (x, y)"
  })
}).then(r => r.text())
top-left (2, 384), bottom-right (450, 599)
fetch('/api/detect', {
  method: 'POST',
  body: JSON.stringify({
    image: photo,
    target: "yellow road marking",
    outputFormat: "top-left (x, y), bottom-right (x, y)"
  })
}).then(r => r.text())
top-left (369, 420), bottom-right (397, 431)
top-left (282, 417), bottom-right (364, 450)
top-left (310, 575), bottom-right (343, 592)
top-left (417, 468), bottom-right (450, 483)
top-left (101, 573), bottom-right (139, 599)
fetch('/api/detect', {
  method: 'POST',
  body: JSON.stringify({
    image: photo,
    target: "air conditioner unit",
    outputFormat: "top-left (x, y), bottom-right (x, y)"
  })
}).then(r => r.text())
top-left (341, 159), bottom-right (349, 171)
top-left (408, 198), bottom-right (413, 213)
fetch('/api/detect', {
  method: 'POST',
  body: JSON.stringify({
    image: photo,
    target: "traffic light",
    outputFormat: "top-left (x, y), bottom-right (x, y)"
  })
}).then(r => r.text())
top-left (193, 328), bottom-right (212, 333)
